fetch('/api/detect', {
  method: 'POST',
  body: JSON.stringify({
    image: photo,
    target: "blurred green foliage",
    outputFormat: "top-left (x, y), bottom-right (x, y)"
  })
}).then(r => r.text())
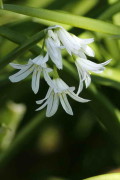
top-left (0, 0), bottom-right (120, 180)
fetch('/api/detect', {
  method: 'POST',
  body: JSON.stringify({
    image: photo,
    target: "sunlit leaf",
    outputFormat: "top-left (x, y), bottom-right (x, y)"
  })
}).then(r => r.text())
top-left (1, 4), bottom-right (120, 35)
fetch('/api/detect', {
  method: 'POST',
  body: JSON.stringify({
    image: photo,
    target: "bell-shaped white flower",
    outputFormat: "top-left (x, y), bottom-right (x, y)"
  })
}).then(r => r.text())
top-left (75, 57), bottom-right (111, 95)
top-left (9, 54), bottom-right (53, 94)
top-left (36, 78), bottom-right (89, 117)
top-left (52, 25), bottom-right (94, 58)
top-left (45, 29), bottom-right (63, 69)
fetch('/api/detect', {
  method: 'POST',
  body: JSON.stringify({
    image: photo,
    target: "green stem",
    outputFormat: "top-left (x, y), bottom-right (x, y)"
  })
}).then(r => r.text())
top-left (53, 66), bottom-right (59, 79)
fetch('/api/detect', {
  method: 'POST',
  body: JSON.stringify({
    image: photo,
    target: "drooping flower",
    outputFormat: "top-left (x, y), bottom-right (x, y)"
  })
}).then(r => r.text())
top-left (36, 78), bottom-right (89, 117)
top-left (48, 25), bottom-right (94, 58)
top-left (9, 54), bottom-right (53, 94)
top-left (45, 29), bottom-right (63, 69)
top-left (75, 57), bottom-right (111, 95)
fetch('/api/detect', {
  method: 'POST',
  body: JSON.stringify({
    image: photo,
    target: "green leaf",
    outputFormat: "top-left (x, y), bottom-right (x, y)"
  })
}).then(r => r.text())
top-left (92, 67), bottom-right (120, 90)
top-left (84, 173), bottom-right (120, 180)
top-left (0, 26), bottom-right (41, 55)
top-left (0, 29), bottom-right (45, 69)
top-left (1, 4), bottom-right (120, 35)
top-left (0, 111), bottom-right (45, 168)
top-left (99, 1), bottom-right (120, 20)
top-left (0, 0), bottom-right (3, 9)
top-left (0, 101), bottom-right (26, 151)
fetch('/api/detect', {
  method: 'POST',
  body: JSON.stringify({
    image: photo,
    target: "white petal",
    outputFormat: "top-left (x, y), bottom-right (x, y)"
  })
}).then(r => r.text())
top-left (75, 62), bottom-right (84, 95)
top-left (85, 73), bottom-right (91, 88)
top-left (45, 38), bottom-right (62, 69)
top-left (68, 90), bottom-right (90, 103)
top-left (79, 38), bottom-right (94, 44)
top-left (36, 100), bottom-right (48, 111)
top-left (41, 53), bottom-right (49, 64)
top-left (46, 93), bottom-right (59, 117)
top-left (32, 67), bottom-right (41, 94)
top-left (56, 29), bottom-right (75, 55)
top-left (32, 55), bottom-right (42, 65)
top-left (79, 58), bottom-right (105, 72)
top-left (77, 51), bottom-right (87, 59)
top-left (59, 93), bottom-right (73, 115)
top-left (48, 30), bottom-right (61, 47)
top-left (9, 64), bottom-right (34, 82)
top-left (82, 45), bottom-right (95, 57)
top-left (46, 92), bottom-right (54, 116)
top-left (43, 70), bottom-right (55, 89)
top-left (9, 63), bottom-right (29, 69)
top-left (75, 60), bottom-right (87, 80)
top-left (101, 59), bottom-right (111, 66)
top-left (36, 88), bottom-right (52, 104)
top-left (55, 78), bottom-right (69, 91)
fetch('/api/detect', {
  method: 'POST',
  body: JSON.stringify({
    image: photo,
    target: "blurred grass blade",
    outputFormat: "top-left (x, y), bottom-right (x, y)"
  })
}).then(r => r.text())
top-left (0, 0), bottom-right (3, 9)
top-left (0, 26), bottom-right (41, 55)
top-left (0, 111), bottom-right (45, 169)
top-left (1, 4), bottom-right (120, 35)
top-left (92, 67), bottom-right (120, 90)
top-left (64, 0), bottom-right (98, 15)
top-left (0, 29), bottom-right (45, 69)
top-left (84, 173), bottom-right (120, 180)
top-left (99, 1), bottom-right (120, 20)
top-left (0, 101), bottom-right (26, 151)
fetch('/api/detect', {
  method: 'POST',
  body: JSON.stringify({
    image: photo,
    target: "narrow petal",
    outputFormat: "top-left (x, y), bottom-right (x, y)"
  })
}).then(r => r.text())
top-left (68, 90), bottom-right (90, 103)
top-left (41, 53), bottom-right (49, 64)
top-left (32, 67), bottom-right (41, 94)
top-left (75, 61), bottom-right (84, 95)
top-left (45, 38), bottom-right (62, 69)
top-left (9, 64), bottom-right (34, 82)
top-left (82, 45), bottom-right (95, 57)
top-left (9, 63), bottom-right (29, 69)
top-left (46, 92), bottom-right (54, 116)
top-left (56, 29), bottom-right (75, 55)
top-left (36, 100), bottom-right (48, 111)
top-left (59, 93), bottom-right (73, 115)
top-left (101, 59), bottom-right (112, 66)
top-left (79, 58), bottom-right (105, 72)
top-left (79, 38), bottom-right (94, 44)
top-left (77, 51), bottom-right (87, 59)
top-left (43, 70), bottom-right (55, 89)
top-left (46, 93), bottom-right (59, 117)
top-left (36, 88), bottom-right (52, 104)
top-left (85, 73), bottom-right (91, 88)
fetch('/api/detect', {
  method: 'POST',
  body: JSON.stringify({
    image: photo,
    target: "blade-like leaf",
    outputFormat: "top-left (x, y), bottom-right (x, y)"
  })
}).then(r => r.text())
top-left (0, 111), bottom-right (45, 169)
top-left (84, 173), bottom-right (120, 180)
top-left (99, 1), bottom-right (120, 20)
top-left (0, 29), bottom-right (45, 69)
top-left (1, 4), bottom-right (120, 35)
top-left (0, 26), bottom-right (41, 55)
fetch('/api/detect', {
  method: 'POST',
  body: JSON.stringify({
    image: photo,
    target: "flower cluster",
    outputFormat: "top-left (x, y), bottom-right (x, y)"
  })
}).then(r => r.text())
top-left (9, 25), bottom-right (111, 117)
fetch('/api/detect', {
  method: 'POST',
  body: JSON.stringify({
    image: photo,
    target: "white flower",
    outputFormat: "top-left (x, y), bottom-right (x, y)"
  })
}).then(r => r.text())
top-left (75, 57), bottom-right (111, 95)
top-left (36, 78), bottom-right (89, 117)
top-left (45, 29), bottom-right (63, 69)
top-left (51, 25), bottom-right (94, 58)
top-left (9, 54), bottom-right (53, 94)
